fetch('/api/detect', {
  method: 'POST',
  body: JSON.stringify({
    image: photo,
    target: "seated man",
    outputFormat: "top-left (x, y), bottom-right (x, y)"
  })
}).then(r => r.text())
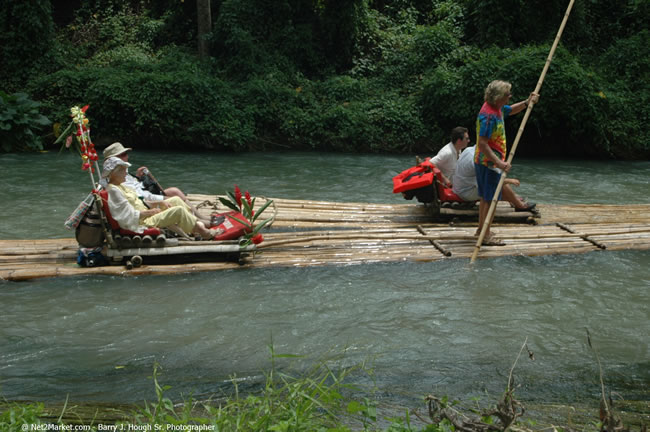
top-left (430, 126), bottom-right (470, 188)
top-left (453, 145), bottom-right (536, 211)
top-left (102, 142), bottom-right (203, 218)
top-left (102, 157), bottom-right (220, 240)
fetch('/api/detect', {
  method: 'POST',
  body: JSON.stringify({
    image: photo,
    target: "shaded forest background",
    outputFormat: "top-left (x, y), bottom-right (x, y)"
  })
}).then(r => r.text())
top-left (1, 0), bottom-right (648, 158)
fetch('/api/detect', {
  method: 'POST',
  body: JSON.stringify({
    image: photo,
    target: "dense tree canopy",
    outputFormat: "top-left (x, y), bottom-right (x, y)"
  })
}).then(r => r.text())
top-left (1, 0), bottom-right (648, 158)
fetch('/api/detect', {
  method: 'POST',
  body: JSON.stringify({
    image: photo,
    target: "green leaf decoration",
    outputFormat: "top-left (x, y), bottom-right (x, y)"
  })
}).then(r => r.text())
top-left (251, 216), bottom-right (273, 235)
top-left (229, 214), bottom-right (252, 228)
top-left (252, 199), bottom-right (273, 222)
top-left (218, 197), bottom-right (240, 212)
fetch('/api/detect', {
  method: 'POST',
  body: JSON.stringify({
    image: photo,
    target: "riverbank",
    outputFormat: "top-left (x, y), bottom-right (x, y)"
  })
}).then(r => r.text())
top-left (3, 349), bottom-right (649, 431)
top-left (3, 389), bottom-right (648, 431)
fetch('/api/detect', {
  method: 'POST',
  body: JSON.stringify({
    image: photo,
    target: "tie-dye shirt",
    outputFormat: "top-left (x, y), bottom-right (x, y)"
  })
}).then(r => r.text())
top-left (474, 102), bottom-right (512, 167)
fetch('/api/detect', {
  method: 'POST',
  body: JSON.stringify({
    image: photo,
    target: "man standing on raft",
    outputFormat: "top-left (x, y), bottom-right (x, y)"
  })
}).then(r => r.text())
top-left (475, 80), bottom-right (539, 246)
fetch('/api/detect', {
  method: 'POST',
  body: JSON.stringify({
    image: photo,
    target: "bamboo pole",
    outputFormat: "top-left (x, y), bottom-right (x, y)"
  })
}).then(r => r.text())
top-left (471, 0), bottom-right (576, 263)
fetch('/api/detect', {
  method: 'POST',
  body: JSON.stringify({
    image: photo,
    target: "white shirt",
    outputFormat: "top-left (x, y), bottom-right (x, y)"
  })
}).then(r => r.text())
top-left (107, 184), bottom-right (147, 233)
top-left (452, 145), bottom-right (480, 201)
top-left (99, 172), bottom-right (164, 202)
top-left (124, 172), bottom-right (164, 202)
top-left (431, 142), bottom-right (459, 181)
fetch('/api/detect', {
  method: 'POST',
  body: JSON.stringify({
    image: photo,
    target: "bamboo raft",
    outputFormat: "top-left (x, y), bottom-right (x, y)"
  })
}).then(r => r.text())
top-left (1, 195), bottom-right (650, 281)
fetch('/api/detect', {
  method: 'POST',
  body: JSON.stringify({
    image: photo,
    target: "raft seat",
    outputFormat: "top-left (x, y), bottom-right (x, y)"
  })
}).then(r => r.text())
top-left (98, 190), bottom-right (161, 238)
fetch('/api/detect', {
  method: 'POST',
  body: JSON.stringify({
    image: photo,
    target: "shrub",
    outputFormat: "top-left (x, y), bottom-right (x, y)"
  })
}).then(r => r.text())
top-left (281, 76), bottom-right (427, 152)
top-left (0, 1), bottom-right (55, 91)
top-left (419, 44), bottom-right (647, 158)
top-left (0, 92), bottom-right (51, 152)
top-left (29, 49), bottom-right (255, 151)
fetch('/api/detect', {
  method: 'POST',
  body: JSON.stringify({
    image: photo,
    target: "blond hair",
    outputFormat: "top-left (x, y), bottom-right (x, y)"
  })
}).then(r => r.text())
top-left (484, 80), bottom-right (512, 106)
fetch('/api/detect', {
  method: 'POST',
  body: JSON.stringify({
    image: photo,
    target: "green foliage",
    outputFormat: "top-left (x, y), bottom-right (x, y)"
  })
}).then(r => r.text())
top-left (0, 401), bottom-right (45, 431)
top-left (281, 76), bottom-right (427, 152)
top-left (0, 92), bottom-right (51, 153)
top-left (55, 4), bottom-right (162, 64)
top-left (0, 0), bottom-right (55, 90)
top-left (420, 43), bottom-right (650, 159)
top-left (599, 30), bottom-right (650, 90)
top-left (319, 0), bottom-right (368, 73)
top-left (30, 49), bottom-right (255, 151)
top-left (212, 0), bottom-right (327, 79)
top-left (462, 0), bottom-right (571, 47)
top-left (132, 362), bottom-right (202, 426)
top-left (5, 0), bottom-right (648, 158)
top-left (128, 348), bottom-right (381, 431)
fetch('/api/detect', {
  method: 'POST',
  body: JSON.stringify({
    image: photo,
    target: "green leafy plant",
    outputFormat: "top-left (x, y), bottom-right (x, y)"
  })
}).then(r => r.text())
top-left (0, 92), bottom-right (51, 152)
top-left (131, 362), bottom-right (204, 427)
top-left (218, 185), bottom-right (274, 246)
top-left (0, 400), bottom-right (45, 432)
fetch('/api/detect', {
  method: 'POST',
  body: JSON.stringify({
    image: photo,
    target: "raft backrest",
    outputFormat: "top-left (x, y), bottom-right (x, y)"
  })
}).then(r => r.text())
top-left (393, 159), bottom-right (466, 203)
top-left (392, 161), bottom-right (436, 194)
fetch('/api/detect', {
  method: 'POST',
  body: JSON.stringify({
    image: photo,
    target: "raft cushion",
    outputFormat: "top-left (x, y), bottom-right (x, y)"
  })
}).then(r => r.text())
top-left (98, 190), bottom-right (161, 237)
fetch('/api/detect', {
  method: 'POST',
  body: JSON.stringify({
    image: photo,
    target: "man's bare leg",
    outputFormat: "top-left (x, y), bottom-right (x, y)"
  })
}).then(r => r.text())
top-left (502, 184), bottom-right (527, 208)
top-left (476, 198), bottom-right (492, 238)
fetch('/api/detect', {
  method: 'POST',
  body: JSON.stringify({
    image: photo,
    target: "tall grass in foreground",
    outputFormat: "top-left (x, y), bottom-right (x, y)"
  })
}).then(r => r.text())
top-left (2, 339), bottom-right (641, 431)
top-left (131, 347), bottom-right (418, 431)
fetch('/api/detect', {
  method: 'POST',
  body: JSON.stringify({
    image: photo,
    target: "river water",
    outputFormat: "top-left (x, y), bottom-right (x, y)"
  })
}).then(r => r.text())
top-left (0, 151), bottom-right (648, 409)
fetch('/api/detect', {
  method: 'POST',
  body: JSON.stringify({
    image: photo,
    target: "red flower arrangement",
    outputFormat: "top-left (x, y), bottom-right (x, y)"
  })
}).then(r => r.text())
top-left (219, 185), bottom-right (274, 247)
top-left (56, 105), bottom-right (99, 176)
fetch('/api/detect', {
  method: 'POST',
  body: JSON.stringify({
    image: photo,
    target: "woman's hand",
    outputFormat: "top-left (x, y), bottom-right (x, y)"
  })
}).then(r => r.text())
top-left (141, 208), bottom-right (161, 218)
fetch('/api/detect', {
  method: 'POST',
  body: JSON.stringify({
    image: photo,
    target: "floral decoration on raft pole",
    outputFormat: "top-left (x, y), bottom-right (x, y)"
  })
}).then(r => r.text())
top-left (219, 185), bottom-right (274, 246)
top-left (54, 105), bottom-right (100, 189)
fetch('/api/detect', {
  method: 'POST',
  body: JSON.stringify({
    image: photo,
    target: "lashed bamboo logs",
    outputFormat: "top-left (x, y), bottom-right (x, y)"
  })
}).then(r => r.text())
top-left (1, 197), bottom-right (650, 281)
top-left (556, 222), bottom-right (607, 249)
top-left (417, 225), bottom-right (452, 256)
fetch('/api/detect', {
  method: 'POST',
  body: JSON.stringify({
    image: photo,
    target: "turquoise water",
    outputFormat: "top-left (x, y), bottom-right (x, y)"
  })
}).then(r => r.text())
top-left (0, 151), bottom-right (648, 408)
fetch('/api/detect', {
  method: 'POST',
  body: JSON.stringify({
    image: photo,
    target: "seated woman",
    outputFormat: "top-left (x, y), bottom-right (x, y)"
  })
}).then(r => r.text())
top-left (102, 156), bottom-right (220, 240)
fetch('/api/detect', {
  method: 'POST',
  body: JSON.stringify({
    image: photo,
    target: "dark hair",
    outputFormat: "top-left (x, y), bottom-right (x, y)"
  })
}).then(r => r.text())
top-left (451, 126), bottom-right (468, 143)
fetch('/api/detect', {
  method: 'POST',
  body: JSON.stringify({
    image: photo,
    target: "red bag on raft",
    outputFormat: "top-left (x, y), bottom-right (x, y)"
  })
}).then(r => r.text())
top-left (210, 211), bottom-right (252, 241)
